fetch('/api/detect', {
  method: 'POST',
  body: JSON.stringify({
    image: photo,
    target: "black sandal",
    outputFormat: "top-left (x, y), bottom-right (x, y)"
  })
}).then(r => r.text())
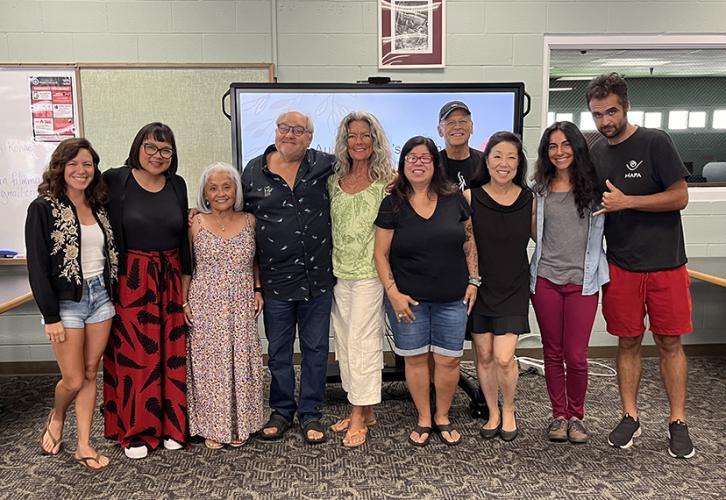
top-left (407, 425), bottom-right (432, 447)
top-left (258, 413), bottom-right (291, 442)
top-left (301, 419), bottom-right (327, 444)
top-left (434, 423), bottom-right (462, 446)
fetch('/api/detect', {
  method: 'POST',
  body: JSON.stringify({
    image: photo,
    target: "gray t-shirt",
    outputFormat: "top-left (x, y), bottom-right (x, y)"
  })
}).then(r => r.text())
top-left (537, 191), bottom-right (589, 286)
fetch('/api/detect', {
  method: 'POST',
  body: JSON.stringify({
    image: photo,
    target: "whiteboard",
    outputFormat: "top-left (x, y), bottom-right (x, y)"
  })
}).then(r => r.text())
top-left (0, 65), bottom-right (82, 255)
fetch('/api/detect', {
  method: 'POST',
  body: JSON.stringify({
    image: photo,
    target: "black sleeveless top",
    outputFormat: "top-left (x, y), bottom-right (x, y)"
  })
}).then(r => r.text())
top-left (471, 186), bottom-right (533, 317)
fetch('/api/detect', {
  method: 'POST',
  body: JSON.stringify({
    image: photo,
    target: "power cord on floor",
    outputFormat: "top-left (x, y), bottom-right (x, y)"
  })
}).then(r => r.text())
top-left (516, 333), bottom-right (616, 378)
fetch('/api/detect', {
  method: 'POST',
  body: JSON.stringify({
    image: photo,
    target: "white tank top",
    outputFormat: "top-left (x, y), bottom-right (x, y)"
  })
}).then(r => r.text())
top-left (80, 222), bottom-right (106, 279)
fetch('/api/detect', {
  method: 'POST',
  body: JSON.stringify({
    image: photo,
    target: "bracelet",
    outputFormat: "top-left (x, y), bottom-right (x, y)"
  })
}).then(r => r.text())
top-left (182, 302), bottom-right (189, 308)
top-left (385, 281), bottom-right (396, 291)
top-left (468, 275), bottom-right (482, 287)
top-left (253, 287), bottom-right (263, 293)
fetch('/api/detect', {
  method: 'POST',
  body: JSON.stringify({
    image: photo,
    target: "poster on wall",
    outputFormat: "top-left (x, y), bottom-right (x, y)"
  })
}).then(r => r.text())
top-left (378, 0), bottom-right (445, 68)
top-left (29, 75), bottom-right (77, 142)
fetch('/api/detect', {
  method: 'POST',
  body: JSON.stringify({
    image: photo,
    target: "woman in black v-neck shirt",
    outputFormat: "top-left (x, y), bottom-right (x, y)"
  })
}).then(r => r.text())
top-left (374, 136), bottom-right (479, 447)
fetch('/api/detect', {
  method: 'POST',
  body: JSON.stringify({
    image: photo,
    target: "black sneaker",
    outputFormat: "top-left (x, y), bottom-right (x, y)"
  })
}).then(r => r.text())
top-left (668, 420), bottom-right (695, 459)
top-left (608, 414), bottom-right (641, 449)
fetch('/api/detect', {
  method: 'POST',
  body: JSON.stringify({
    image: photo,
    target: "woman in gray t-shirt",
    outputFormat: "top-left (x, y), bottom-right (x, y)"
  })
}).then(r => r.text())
top-left (530, 121), bottom-right (609, 445)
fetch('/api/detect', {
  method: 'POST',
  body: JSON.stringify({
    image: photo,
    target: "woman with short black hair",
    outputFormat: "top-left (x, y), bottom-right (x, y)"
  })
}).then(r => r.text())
top-left (102, 122), bottom-right (192, 460)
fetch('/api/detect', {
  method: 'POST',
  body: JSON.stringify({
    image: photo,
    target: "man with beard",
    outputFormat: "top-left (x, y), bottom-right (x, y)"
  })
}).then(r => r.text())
top-left (587, 73), bottom-right (694, 459)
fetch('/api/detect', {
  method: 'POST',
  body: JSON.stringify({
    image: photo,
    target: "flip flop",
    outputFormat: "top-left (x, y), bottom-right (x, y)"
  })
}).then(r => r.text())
top-left (204, 439), bottom-right (224, 449)
top-left (258, 414), bottom-right (291, 442)
top-left (330, 417), bottom-right (378, 433)
top-left (342, 426), bottom-right (368, 449)
top-left (40, 409), bottom-right (63, 455)
top-left (434, 423), bottom-right (462, 446)
top-left (407, 425), bottom-right (432, 447)
top-left (75, 452), bottom-right (109, 472)
top-left (229, 438), bottom-right (248, 448)
top-left (301, 419), bottom-right (328, 445)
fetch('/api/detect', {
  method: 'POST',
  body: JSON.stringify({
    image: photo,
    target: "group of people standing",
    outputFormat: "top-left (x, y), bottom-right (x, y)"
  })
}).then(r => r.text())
top-left (25, 72), bottom-right (695, 472)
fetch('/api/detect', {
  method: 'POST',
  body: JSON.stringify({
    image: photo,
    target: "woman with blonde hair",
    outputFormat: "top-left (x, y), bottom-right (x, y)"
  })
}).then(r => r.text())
top-left (328, 111), bottom-right (395, 448)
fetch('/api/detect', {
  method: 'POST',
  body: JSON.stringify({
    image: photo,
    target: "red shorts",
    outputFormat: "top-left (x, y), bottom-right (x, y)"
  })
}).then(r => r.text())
top-left (602, 263), bottom-right (693, 337)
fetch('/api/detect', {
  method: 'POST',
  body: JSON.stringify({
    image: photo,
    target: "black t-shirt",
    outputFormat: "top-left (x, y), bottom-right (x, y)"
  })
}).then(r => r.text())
top-left (439, 148), bottom-right (484, 190)
top-left (374, 192), bottom-right (471, 302)
top-left (590, 127), bottom-right (689, 272)
top-left (123, 175), bottom-right (185, 251)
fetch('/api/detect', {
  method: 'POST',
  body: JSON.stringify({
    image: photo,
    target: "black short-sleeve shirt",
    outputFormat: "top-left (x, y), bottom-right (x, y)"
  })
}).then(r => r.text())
top-left (374, 192), bottom-right (471, 302)
top-left (439, 147), bottom-right (484, 190)
top-left (241, 145), bottom-right (335, 301)
top-left (590, 127), bottom-right (689, 272)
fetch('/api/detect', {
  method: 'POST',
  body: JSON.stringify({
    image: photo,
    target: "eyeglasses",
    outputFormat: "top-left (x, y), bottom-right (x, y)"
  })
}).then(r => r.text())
top-left (405, 154), bottom-right (434, 164)
top-left (143, 143), bottom-right (174, 159)
top-left (277, 124), bottom-right (309, 136)
top-left (442, 118), bottom-right (471, 129)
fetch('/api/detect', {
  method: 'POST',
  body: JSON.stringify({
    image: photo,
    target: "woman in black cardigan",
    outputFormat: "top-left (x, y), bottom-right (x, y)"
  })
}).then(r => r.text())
top-left (101, 123), bottom-right (192, 460)
top-left (25, 138), bottom-right (118, 471)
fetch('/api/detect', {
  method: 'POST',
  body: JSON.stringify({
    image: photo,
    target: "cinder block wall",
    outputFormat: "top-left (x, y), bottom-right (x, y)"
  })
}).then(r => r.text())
top-left (2, 0), bottom-right (725, 361)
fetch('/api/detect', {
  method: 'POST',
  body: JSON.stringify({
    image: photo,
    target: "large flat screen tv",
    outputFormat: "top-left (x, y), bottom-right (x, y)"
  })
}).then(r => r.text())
top-left (228, 82), bottom-right (528, 170)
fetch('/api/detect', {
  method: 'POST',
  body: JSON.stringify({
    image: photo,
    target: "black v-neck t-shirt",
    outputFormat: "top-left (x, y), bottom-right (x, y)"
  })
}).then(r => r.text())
top-left (375, 192), bottom-right (471, 302)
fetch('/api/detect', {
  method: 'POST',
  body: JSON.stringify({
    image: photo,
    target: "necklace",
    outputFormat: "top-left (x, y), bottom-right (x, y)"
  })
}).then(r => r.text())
top-left (212, 212), bottom-right (230, 231)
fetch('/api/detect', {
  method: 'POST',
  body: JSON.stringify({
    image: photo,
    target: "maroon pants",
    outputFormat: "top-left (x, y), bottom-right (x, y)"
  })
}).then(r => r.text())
top-left (531, 276), bottom-right (598, 420)
top-left (103, 249), bottom-right (187, 449)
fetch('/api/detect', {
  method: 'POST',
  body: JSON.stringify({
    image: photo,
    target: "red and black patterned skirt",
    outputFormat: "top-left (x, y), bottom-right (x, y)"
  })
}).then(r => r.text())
top-left (103, 249), bottom-right (187, 449)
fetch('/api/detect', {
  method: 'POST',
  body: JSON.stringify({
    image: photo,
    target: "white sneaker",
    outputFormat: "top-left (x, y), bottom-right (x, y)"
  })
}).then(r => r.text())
top-left (163, 438), bottom-right (183, 450)
top-left (124, 444), bottom-right (148, 459)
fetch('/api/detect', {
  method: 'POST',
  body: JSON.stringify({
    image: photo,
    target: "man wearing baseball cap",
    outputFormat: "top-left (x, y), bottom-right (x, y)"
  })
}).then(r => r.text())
top-left (437, 101), bottom-right (484, 190)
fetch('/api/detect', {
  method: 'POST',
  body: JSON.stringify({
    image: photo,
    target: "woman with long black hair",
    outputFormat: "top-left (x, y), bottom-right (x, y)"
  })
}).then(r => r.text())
top-left (530, 121), bottom-right (608, 444)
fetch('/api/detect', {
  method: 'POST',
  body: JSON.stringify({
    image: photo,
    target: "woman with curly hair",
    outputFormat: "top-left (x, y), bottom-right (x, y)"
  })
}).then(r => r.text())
top-left (530, 121), bottom-right (609, 444)
top-left (327, 111), bottom-right (396, 448)
top-left (25, 138), bottom-right (118, 470)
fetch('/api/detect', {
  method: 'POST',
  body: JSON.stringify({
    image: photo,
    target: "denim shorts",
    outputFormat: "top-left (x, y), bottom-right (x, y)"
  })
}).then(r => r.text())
top-left (57, 275), bottom-right (115, 329)
top-left (384, 297), bottom-right (467, 358)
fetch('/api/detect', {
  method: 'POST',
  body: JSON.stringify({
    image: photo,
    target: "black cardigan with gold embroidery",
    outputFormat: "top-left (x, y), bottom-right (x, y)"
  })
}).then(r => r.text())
top-left (25, 195), bottom-right (118, 324)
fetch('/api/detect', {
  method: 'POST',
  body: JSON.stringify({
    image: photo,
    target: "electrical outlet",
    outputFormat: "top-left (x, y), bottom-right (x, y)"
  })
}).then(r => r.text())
top-left (518, 358), bottom-right (545, 376)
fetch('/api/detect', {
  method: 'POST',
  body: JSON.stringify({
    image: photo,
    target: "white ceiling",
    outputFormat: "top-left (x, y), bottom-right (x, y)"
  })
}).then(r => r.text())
top-left (550, 49), bottom-right (726, 78)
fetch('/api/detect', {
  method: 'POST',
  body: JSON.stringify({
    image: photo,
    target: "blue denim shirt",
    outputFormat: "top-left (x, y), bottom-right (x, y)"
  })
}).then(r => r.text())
top-left (529, 191), bottom-right (609, 296)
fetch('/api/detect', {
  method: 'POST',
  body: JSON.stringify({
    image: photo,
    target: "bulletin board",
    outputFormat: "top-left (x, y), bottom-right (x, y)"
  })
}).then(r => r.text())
top-left (78, 63), bottom-right (274, 204)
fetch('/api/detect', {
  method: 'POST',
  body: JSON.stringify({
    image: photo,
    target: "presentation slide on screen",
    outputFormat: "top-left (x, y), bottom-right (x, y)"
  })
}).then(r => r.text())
top-left (236, 91), bottom-right (516, 166)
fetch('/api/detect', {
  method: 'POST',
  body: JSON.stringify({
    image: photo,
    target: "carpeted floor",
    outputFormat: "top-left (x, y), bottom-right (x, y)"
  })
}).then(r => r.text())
top-left (0, 357), bottom-right (724, 499)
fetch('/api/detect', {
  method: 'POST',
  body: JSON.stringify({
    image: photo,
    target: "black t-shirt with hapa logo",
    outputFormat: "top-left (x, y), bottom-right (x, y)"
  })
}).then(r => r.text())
top-left (590, 127), bottom-right (689, 272)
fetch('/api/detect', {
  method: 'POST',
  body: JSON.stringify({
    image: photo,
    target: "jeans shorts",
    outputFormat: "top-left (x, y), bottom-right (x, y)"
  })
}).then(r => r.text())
top-left (384, 297), bottom-right (467, 358)
top-left (57, 275), bottom-right (115, 329)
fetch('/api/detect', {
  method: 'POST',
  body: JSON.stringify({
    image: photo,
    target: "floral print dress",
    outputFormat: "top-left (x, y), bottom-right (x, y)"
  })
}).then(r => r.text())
top-left (187, 217), bottom-right (264, 443)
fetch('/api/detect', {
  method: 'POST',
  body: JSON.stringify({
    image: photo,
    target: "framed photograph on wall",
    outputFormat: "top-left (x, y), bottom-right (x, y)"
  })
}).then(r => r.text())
top-left (379, 0), bottom-right (445, 68)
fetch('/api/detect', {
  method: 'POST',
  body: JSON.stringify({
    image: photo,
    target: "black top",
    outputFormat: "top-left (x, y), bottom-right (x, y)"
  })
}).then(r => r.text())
top-left (25, 195), bottom-right (118, 323)
top-left (241, 145), bottom-right (335, 301)
top-left (470, 186), bottom-right (532, 317)
top-left (123, 175), bottom-right (185, 251)
top-left (590, 127), bottom-right (688, 272)
top-left (374, 192), bottom-right (470, 303)
top-left (439, 147), bottom-right (484, 190)
top-left (103, 166), bottom-right (192, 276)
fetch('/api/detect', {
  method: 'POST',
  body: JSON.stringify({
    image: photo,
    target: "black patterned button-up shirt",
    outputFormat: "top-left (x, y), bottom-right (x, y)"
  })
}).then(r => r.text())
top-left (241, 145), bottom-right (335, 301)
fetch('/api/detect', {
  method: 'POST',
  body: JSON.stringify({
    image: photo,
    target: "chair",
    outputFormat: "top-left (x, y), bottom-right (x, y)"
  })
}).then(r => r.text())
top-left (702, 162), bottom-right (726, 182)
